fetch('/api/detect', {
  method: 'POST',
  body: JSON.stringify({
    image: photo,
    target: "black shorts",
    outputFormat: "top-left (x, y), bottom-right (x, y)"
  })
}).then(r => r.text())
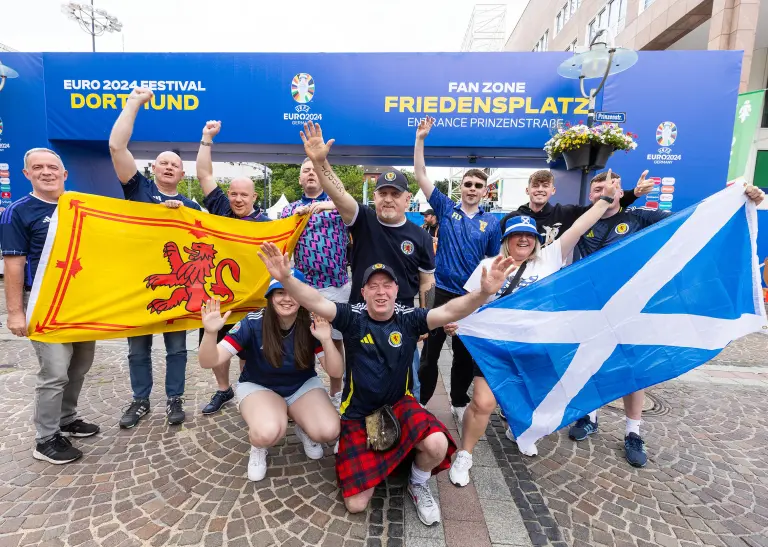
top-left (198, 324), bottom-right (236, 346)
top-left (473, 361), bottom-right (485, 378)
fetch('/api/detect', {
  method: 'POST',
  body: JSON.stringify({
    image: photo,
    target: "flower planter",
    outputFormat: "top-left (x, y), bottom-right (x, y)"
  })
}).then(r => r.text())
top-left (561, 143), bottom-right (615, 171)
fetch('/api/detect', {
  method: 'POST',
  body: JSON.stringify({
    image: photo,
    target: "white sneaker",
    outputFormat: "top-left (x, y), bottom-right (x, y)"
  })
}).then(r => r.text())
top-left (449, 450), bottom-right (473, 487)
top-left (247, 446), bottom-right (268, 482)
top-left (451, 405), bottom-right (466, 426)
top-left (333, 440), bottom-right (339, 454)
top-left (408, 482), bottom-right (441, 526)
top-left (295, 424), bottom-right (324, 460)
top-left (330, 391), bottom-right (342, 413)
top-left (505, 426), bottom-right (515, 442)
top-left (506, 427), bottom-right (538, 456)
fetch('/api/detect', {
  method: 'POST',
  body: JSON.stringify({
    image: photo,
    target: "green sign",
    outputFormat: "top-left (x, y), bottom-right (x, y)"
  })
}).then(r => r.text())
top-left (728, 90), bottom-right (765, 181)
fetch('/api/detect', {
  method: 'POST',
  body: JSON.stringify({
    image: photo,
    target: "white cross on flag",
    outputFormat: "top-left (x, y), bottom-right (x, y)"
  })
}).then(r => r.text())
top-left (457, 183), bottom-right (766, 456)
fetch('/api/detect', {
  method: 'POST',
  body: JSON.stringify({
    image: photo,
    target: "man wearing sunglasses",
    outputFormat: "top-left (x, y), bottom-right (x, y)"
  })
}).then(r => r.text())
top-left (413, 117), bottom-right (501, 423)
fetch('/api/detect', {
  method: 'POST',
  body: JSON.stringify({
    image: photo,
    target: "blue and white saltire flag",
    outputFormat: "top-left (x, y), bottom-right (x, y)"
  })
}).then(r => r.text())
top-left (457, 183), bottom-right (767, 456)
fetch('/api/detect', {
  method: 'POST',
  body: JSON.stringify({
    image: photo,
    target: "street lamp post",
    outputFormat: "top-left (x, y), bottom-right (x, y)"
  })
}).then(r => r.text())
top-left (557, 29), bottom-right (638, 204)
top-left (0, 61), bottom-right (19, 93)
top-left (61, 1), bottom-right (123, 53)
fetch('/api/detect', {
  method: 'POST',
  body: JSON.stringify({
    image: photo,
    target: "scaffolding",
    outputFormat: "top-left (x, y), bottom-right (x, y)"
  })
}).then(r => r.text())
top-left (449, 4), bottom-right (507, 203)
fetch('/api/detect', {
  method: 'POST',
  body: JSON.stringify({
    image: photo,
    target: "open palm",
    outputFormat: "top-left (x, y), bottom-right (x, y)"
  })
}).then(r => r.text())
top-left (300, 121), bottom-right (335, 164)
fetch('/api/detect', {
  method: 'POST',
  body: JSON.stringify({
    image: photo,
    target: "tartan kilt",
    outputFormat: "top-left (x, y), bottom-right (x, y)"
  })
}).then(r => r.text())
top-left (336, 395), bottom-right (456, 498)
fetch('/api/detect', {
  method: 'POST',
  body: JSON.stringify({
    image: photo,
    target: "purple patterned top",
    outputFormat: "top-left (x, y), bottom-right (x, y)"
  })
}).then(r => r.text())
top-left (281, 193), bottom-right (349, 289)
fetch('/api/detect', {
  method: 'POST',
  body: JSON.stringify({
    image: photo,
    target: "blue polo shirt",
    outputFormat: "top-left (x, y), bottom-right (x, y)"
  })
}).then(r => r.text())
top-left (203, 186), bottom-right (268, 221)
top-left (428, 188), bottom-right (501, 294)
top-left (1, 194), bottom-right (58, 288)
top-left (332, 302), bottom-right (429, 420)
top-left (122, 171), bottom-right (202, 210)
top-left (220, 311), bottom-right (324, 397)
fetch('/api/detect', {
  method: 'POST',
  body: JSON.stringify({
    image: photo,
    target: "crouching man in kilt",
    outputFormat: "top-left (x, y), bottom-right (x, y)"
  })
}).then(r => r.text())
top-left (258, 242), bottom-right (515, 525)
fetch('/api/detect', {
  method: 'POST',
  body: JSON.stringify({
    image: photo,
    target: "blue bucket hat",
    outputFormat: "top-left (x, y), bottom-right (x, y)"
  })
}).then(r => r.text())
top-left (265, 269), bottom-right (306, 297)
top-left (501, 215), bottom-right (544, 243)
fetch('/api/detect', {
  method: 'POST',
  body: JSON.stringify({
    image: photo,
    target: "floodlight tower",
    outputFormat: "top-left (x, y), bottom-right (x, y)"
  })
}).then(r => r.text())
top-left (448, 4), bottom-right (507, 202)
top-left (61, 1), bottom-right (123, 52)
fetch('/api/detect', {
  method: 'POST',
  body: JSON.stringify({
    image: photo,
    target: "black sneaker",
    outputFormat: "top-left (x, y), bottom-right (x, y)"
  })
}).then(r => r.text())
top-left (119, 399), bottom-right (150, 429)
top-left (60, 419), bottom-right (100, 438)
top-left (568, 415), bottom-right (599, 441)
top-left (32, 433), bottom-right (82, 464)
top-left (202, 387), bottom-right (234, 415)
top-left (166, 397), bottom-right (185, 425)
top-left (624, 432), bottom-right (648, 468)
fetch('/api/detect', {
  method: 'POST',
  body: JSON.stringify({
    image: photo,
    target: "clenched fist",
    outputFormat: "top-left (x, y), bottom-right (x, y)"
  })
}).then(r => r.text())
top-left (128, 87), bottom-right (154, 106)
top-left (203, 120), bottom-right (221, 140)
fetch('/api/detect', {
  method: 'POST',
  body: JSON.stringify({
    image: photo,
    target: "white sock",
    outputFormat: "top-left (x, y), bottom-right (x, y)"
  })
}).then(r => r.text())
top-left (626, 418), bottom-right (641, 436)
top-left (588, 411), bottom-right (598, 422)
top-left (410, 463), bottom-right (431, 486)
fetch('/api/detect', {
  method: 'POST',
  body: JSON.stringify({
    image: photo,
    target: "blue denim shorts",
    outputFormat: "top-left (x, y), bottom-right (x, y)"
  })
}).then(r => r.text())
top-left (234, 375), bottom-right (325, 409)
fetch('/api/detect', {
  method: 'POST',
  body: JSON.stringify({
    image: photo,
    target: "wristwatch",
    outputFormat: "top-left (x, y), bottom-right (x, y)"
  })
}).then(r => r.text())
top-left (600, 195), bottom-right (614, 204)
top-left (200, 140), bottom-right (212, 146)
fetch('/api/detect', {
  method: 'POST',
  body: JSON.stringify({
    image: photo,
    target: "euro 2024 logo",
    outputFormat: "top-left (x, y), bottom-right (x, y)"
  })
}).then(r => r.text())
top-left (647, 121), bottom-right (681, 165)
top-left (284, 73), bottom-right (322, 126)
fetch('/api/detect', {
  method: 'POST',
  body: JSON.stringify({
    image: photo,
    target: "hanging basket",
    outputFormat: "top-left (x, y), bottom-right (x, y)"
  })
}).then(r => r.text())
top-left (561, 143), bottom-right (615, 171)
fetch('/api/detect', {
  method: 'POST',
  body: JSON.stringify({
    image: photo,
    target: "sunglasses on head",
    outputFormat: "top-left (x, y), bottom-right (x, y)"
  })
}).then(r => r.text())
top-left (463, 181), bottom-right (485, 189)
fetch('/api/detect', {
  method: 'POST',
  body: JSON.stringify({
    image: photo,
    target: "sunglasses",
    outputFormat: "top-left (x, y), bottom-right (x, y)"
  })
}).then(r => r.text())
top-left (463, 181), bottom-right (485, 189)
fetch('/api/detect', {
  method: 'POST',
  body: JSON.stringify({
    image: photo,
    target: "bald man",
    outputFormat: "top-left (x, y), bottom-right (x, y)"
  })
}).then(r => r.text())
top-left (194, 120), bottom-right (268, 414)
top-left (109, 87), bottom-right (202, 430)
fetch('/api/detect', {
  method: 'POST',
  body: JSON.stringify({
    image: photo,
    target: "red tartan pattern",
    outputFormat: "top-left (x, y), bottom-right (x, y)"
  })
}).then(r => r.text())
top-left (335, 395), bottom-right (456, 498)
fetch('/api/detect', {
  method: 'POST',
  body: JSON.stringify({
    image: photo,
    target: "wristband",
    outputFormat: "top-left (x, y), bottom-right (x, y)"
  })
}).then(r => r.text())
top-left (600, 195), bottom-right (614, 204)
top-left (200, 140), bottom-right (212, 146)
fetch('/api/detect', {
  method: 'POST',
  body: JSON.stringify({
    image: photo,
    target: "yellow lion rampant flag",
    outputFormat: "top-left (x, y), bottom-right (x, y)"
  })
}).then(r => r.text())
top-left (27, 192), bottom-right (309, 343)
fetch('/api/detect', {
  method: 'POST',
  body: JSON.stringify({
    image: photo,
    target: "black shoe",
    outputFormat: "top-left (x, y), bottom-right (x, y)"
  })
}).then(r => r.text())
top-left (32, 433), bottom-right (82, 464)
top-left (60, 419), bottom-right (100, 438)
top-left (202, 387), bottom-right (234, 415)
top-left (166, 397), bottom-right (185, 425)
top-left (624, 432), bottom-right (648, 468)
top-left (568, 415), bottom-right (599, 441)
top-left (119, 399), bottom-right (150, 429)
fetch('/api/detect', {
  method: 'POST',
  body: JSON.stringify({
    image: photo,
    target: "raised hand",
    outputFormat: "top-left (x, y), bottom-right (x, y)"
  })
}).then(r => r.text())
top-left (202, 120), bottom-right (221, 140)
top-left (480, 256), bottom-right (517, 295)
top-left (634, 170), bottom-right (654, 197)
top-left (300, 122), bottom-right (335, 165)
top-left (201, 298), bottom-right (231, 333)
top-left (127, 87), bottom-right (154, 106)
top-left (257, 242), bottom-right (292, 282)
top-left (602, 168), bottom-right (617, 199)
top-left (416, 116), bottom-right (435, 141)
top-left (309, 313), bottom-right (332, 342)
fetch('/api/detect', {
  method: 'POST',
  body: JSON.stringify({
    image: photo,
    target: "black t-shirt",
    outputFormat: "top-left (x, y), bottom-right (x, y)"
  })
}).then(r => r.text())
top-left (203, 186), bottom-right (268, 221)
top-left (347, 204), bottom-right (435, 306)
top-left (422, 223), bottom-right (439, 238)
top-left (332, 303), bottom-right (430, 420)
top-left (577, 207), bottom-right (670, 258)
top-left (122, 171), bottom-right (202, 210)
top-left (500, 192), bottom-right (638, 246)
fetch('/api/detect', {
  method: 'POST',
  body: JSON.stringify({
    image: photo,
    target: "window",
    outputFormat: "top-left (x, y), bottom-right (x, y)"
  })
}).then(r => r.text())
top-left (556, 12), bottom-right (563, 34)
top-left (587, 0), bottom-right (627, 44)
top-left (533, 30), bottom-right (549, 52)
top-left (641, 0), bottom-right (655, 11)
top-left (556, 0), bottom-right (581, 35)
top-left (754, 150), bottom-right (768, 188)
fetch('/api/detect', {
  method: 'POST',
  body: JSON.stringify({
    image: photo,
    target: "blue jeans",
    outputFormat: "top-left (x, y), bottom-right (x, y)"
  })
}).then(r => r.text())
top-left (411, 347), bottom-right (421, 402)
top-left (128, 331), bottom-right (188, 399)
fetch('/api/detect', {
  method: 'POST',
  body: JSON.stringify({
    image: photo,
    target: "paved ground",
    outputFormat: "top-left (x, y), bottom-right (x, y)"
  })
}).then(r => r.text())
top-left (0, 282), bottom-right (767, 546)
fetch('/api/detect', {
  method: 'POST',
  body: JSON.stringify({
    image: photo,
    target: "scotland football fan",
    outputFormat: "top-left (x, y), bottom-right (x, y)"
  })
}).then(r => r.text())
top-left (299, 121), bottom-right (434, 402)
top-left (195, 120), bottom-right (269, 415)
top-left (414, 117), bottom-right (501, 422)
top-left (199, 270), bottom-right (342, 481)
top-left (566, 170), bottom-right (765, 468)
top-left (258, 241), bottom-right (515, 523)
top-left (2, 148), bottom-right (99, 464)
top-left (280, 156), bottom-right (349, 409)
top-left (109, 87), bottom-right (202, 429)
top-left (499, 169), bottom-right (654, 245)
top-left (447, 177), bottom-right (620, 486)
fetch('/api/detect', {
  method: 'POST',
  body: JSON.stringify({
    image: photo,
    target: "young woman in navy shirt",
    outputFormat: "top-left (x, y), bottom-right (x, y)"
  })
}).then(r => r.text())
top-left (199, 270), bottom-right (342, 481)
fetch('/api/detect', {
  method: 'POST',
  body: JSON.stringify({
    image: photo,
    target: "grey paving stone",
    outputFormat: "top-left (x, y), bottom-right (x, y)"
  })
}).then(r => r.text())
top-left (479, 499), bottom-right (530, 546)
top-left (472, 467), bottom-right (511, 500)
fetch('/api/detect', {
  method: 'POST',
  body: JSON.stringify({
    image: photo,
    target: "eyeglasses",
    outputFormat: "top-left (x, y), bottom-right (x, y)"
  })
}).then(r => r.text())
top-left (463, 181), bottom-right (485, 189)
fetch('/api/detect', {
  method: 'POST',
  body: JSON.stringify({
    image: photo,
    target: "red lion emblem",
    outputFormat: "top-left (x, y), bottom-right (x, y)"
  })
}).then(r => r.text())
top-left (144, 242), bottom-right (240, 314)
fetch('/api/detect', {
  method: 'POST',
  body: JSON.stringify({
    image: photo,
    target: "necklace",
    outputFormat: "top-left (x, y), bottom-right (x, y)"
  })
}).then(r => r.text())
top-left (280, 324), bottom-right (295, 338)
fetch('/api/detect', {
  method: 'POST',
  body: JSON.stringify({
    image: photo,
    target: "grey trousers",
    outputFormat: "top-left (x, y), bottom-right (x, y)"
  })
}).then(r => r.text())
top-left (30, 340), bottom-right (96, 442)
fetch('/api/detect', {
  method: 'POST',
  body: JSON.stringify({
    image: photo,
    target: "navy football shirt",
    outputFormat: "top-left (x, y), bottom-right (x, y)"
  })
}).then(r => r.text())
top-left (122, 171), bottom-right (201, 210)
top-left (428, 188), bottom-right (501, 294)
top-left (203, 186), bottom-right (268, 221)
top-left (220, 311), bottom-right (324, 397)
top-left (332, 302), bottom-right (429, 420)
top-left (1, 194), bottom-right (58, 288)
top-left (578, 207), bottom-right (670, 258)
top-left (347, 205), bottom-right (435, 306)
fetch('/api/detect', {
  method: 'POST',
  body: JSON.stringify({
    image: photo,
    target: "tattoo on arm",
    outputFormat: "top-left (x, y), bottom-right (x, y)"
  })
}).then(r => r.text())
top-left (422, 282), bottom-right (435, 309)
top-left (322, 164), bottom-right (346, 197)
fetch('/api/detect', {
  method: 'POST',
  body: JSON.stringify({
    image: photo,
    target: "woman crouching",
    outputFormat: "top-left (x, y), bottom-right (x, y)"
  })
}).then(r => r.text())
top-left (199, 269), bottom-right (342, 481)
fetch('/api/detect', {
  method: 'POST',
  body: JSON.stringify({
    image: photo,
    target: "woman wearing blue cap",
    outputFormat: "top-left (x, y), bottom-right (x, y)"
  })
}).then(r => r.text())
top-left (198, 269), bottom-right (343, 482)
top-left (448, 174), bottom-right (619, 487)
